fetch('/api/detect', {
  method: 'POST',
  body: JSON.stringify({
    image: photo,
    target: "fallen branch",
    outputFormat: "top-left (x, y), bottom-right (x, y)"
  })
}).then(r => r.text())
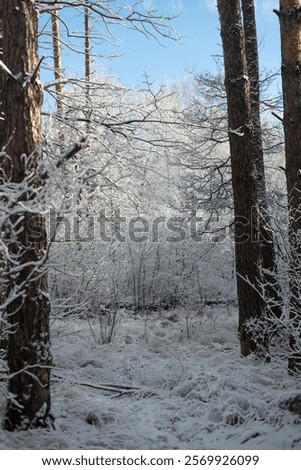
top-left (52, 371), bottom-right (140, 395)
top-left (74, 382), bottom-right (140, 394)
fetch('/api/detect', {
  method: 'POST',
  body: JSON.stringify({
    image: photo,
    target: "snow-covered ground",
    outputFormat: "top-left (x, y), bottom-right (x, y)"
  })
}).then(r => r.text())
top-left (1, 306), bottom-right (301, 450)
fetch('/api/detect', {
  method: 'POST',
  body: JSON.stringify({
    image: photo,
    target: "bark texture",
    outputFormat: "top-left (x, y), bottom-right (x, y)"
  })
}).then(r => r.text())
top-left (241, 0), bottom-right (281, 320)
top-left (0, 0), bottom-right (52, 430)
top-left (278, 0), bottom-right (301, 373)
top-left (217, 0), bottom-right (265, 356)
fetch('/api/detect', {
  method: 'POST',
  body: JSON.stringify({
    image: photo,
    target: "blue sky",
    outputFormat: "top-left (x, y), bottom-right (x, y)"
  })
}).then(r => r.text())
top-left (41, 0), bottom-right (281, 91)
top-left (98, 0), bottom-right (281, 87)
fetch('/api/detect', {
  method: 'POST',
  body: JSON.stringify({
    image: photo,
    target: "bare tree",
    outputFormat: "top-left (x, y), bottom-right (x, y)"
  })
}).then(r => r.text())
top-left (51, 1), bottom-right (64, 113)
top-left (85, 1), bottom-right (91, 84)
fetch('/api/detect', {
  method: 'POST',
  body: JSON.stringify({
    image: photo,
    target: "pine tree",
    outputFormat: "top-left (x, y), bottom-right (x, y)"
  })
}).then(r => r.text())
top-left (0, 0), bottom-right (52, 430)
top-left (276, 0), bottom-right (301, 373)
top-left (217, 0), bottom-right (265, 356)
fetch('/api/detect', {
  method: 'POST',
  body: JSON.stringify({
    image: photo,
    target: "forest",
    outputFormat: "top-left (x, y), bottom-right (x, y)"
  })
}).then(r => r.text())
top-left (1, 0), bottom-right (301, 451)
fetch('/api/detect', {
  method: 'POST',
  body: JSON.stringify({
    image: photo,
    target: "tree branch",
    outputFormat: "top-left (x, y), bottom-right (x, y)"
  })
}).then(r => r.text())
top-left (56, 136), bottom-right (87, 168)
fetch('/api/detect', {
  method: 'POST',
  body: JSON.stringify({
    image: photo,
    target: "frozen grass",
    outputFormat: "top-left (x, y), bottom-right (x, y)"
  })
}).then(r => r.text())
top-left (1, 306), bottom-right (301, 449)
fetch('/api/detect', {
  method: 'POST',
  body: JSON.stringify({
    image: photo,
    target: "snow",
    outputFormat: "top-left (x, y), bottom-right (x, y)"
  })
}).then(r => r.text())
top-left (1, 306), bottom-right (301, 450)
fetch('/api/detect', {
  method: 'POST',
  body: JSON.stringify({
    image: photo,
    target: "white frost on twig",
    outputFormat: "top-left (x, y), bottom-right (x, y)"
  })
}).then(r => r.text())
top-left (228, 127), bottom-right (244, 137)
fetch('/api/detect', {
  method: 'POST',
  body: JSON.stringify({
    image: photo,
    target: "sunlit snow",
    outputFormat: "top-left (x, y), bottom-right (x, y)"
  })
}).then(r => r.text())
top-left (1, 306), bottom-right (301, 450)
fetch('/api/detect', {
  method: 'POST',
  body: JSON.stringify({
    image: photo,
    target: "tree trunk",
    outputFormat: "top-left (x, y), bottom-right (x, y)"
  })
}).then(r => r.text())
top-left (51, 2), bottom-right (63, 113)
top-left (241, 0), bottom-right (281, 320)
top-left (84, 2), bottom-right (92, 132)
top-left (0, 0), bottom-right (52, 430)
top-left (277, 0), bottom-right (301, 373)
top-left (0, 18), bottom-right (8, 352)
top-left (217, 0), bottom-right (265, 356)
top-left (85, 2), bottom-right (91, 85)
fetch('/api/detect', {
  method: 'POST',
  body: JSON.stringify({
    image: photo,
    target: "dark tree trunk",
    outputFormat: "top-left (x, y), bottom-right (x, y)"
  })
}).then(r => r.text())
top-left (217, 0), bottom-right (265, 356)
top-left (0, 18), bottom-right (8, 352)
top-left (277, 0), bottom-right (301, 373)
top-left (0, 0), bottom-right (52, 430)
top-left (241, 0), bottom-right (281, 320)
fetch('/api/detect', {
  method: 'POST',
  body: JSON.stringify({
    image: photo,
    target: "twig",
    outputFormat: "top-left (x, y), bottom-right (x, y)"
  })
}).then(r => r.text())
top-left (44, 78), bottom-right (69, 90)
top-left (30, 55), bottom-right (45, 84)
top-left (272, 111), bottom-right (283, 122)
top-left (0, 60), bottom-right (13, 78)
top-left (273, 9), bottom-right (281, 17)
